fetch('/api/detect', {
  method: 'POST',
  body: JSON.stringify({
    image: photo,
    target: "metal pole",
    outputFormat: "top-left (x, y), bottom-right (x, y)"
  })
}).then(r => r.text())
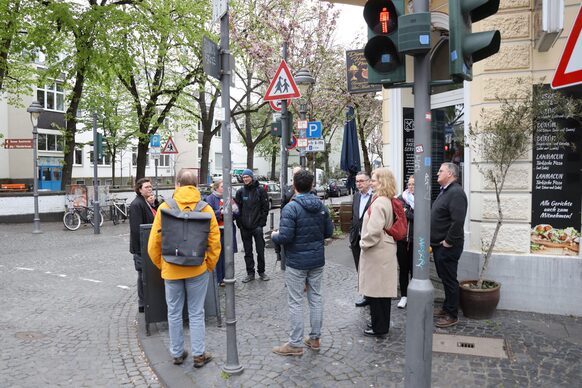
top-left (32, 124), bottom-right (42, 234)
top-left (220, 3), bottom-right (243, 376)
top-left (279, 42), bottom-right (289, 272)
top-left (404, 0), bottom-right (433, 386)
top-left (92, 113), bottom-right (101, 234)
top-left (155, 158), bottom-right (159, 198)
top-left (299, 102), bottom-right (307, 168)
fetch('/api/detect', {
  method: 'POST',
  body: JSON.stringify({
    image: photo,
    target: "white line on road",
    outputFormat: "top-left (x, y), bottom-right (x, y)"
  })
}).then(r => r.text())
top-left (15, 267), bottom-right (34, 271)
top-left (117, 285), bottom-right (130, 290)
top-left (80, 277), bottom-right (103, 283)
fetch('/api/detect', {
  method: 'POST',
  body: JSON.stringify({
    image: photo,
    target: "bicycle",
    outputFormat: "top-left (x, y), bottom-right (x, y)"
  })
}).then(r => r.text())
top-left (109, 198), bottom-right (129, 225)
top-left (63, 205), bottom-right (105, 231)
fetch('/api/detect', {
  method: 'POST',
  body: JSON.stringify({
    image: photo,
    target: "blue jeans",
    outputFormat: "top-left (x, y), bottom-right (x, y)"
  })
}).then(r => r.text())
top-left (285, 266), bottom-right (324, 347)
top-left (165, 272), bottom-right (209, 358)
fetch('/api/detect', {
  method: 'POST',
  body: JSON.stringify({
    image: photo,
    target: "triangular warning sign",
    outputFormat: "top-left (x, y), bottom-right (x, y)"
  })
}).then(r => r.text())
top-left (264, 60), bottom-right (301, 101)
top-left (552, 3), bottom-right (582, 89)
top-left (161, 136), bottom-right (178, 154)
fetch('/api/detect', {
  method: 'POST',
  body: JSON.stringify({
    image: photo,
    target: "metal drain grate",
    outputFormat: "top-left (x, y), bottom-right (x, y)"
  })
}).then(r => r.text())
top-left (433, 334), bottom-right (508, 359)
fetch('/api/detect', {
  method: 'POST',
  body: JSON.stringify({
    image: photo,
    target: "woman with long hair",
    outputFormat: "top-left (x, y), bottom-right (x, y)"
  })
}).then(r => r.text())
top-left (359, 167), bottom-right (398, 337)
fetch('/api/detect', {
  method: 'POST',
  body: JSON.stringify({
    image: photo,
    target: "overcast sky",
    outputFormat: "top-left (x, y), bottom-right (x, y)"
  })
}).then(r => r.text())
top-left (334, 3), bottom-right (366, 48)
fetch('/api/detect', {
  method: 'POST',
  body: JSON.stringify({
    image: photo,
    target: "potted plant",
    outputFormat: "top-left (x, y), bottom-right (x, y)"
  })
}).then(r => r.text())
top-left (460, 84), bottom-right (579, 319)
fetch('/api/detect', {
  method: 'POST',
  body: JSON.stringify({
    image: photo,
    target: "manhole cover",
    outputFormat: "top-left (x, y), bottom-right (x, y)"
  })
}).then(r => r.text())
top-left (433, 334), bottom-right (508, 359)
top-left (15, 331), bottom-right (46, 341)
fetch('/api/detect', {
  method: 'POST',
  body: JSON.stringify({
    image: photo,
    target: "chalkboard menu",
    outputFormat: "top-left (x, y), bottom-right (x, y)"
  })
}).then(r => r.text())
top-left (402, 108), bottom-right (415, 189)
top-left (531, 85), bottom-right (581, 256)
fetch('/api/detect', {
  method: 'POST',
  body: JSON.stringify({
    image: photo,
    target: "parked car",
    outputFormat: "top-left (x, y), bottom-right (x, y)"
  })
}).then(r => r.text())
top-left (327, 180), bottom-right (350, 197)
top-left (315, 184), bottom-right (329, 200)
top-left (259, 181), bottom-right (282, 209)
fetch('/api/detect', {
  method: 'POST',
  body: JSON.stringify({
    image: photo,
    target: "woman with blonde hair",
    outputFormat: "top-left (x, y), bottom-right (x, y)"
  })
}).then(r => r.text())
top-left (359, 167), bottom-right (398, 337)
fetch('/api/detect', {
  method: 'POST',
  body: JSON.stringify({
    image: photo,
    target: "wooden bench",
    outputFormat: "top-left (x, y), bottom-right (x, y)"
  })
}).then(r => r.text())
top-left (0, 184), bottom-right (28, 192)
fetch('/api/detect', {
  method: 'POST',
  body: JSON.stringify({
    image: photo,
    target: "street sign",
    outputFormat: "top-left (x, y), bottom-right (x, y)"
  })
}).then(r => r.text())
top-left (297, 120), bottom-right (308, 129)
top-left (269, 99), bottom-right (292, 112)
top-left (161, 136), bottom-right (178, 154)
top-left (3, 139), bottom-right (33, 149)
top-left (150, 147), bottom-right (160, 160)
top-left (297, 138), bottom-right (308, 148)
top-left (306, 139), bottom-right (325, 152)
top-left (306, 121), bottom-right (322, 138)
top-left (203, 36), bottom-right (221, 80)
top-left (263, 60), bottom-right (301, 101)
top-left (286, 135), bottom-right (298, 150)
top-left (212, 0), bottom-right (227, 23)
top-left (150, 134), bottom-right (161, 148)
top-left (552, 3), bottom-right (582, 89)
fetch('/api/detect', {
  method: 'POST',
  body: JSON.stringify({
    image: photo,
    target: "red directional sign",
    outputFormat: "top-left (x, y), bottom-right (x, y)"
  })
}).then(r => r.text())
top-left (552, 3), bottom-right (582, 89)
top-left (264, 60), bottom-right (301, 101)
top-left (4, 139), bottom-right (33, 149)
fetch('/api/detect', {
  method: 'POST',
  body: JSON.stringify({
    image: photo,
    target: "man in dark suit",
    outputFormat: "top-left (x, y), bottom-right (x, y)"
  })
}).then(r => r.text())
top-left (349, 171), bottom-right (373, 307)
top-left (129, 178), bottom-right (157, 313)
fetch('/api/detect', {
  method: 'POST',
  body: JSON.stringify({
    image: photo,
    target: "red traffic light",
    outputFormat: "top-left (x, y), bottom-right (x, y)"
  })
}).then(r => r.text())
top-left (364, 0), bottom-right (398, 35)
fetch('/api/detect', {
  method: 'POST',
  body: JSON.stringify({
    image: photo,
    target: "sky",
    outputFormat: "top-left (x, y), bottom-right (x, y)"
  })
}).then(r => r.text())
top-left (334, 3), bottom-right (367, 48)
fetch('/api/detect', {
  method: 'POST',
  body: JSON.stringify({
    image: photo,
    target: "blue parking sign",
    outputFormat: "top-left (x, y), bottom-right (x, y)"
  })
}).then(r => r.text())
top-left (306, 121), bottom-right (322, 138)
top-left (150, 134), bottom-right (161, 147)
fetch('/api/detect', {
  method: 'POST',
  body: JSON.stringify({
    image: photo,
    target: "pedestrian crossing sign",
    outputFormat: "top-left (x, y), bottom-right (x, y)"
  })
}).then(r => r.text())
top-left (161, 136), bottom-right (178, 154)
top-left (264, 60), bottom-right (301, 101)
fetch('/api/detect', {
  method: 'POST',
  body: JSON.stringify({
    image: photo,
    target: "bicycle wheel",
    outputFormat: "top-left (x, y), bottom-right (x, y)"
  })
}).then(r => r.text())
top-left (89, 210), bottom-right (105, 227)
top-left (63, 211), bottom-right (81, 231)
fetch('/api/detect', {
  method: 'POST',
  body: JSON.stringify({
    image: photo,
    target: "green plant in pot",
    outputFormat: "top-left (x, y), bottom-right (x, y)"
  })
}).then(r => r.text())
top-left (462, 84), bottom-right (582, 319)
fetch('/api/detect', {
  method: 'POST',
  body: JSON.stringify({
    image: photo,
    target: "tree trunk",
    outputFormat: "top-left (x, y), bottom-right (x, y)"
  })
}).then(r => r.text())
top-left (61, 68), bottom-right (86, 191)
top-left (135, 138), bottom-right (149, 181)
top-left (200, 131), bottom-right (213, 185)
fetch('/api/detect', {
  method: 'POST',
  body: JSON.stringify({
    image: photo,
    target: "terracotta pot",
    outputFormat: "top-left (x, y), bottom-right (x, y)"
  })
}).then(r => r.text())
top-left (459, 280), bottom-right (501, 319)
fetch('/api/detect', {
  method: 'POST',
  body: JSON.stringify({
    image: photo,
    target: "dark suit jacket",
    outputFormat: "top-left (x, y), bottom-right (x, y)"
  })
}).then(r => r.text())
top-left (349, 191), bottom-right (372, 247)
top-left (129, 195), bottom-right (156, 256)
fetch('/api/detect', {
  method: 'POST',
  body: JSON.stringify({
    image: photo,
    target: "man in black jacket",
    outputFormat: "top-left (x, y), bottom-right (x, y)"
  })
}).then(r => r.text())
top-left (349, 171), bottom-right (373, 307)
top-left (235, 169), bottom-right (270, 283)
top-left (431, 162), bottom-right (468, 328)
top-left (129, 178), bottom-right (156, 313)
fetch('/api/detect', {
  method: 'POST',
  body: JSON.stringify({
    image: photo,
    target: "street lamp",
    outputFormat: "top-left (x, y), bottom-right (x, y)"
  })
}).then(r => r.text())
top-left (294, 68), bottom-right (315, 168)
top-left (27, 100), bottom-right (44, 234)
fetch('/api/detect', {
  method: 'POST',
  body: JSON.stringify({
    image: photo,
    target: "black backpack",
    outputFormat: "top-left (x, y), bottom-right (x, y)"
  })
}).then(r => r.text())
top-left (161, 198), bottom-right (212, 266)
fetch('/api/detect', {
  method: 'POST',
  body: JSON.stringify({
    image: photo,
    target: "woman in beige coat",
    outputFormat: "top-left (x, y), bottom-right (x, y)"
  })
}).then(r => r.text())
top-left (359, 167), bottom-right (398, 337)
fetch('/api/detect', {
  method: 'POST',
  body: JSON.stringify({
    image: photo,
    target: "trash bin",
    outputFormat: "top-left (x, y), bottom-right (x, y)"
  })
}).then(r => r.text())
top-left (140, 224), bottom-right (222, 336)
top-left (339, 201), bottom-right (352, 233)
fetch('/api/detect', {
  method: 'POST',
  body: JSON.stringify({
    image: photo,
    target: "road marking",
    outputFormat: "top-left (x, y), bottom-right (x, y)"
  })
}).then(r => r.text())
top-left (117, 285), bottom-right (130, 290)
top-left (15, 267), bottom-right (34, 271)
top-left (80, 277), bottom-right (103, 283)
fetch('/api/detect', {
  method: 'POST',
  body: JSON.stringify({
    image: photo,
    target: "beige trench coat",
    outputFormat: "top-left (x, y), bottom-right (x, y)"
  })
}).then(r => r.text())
top-left (358, 195), bottom-right (398, 298)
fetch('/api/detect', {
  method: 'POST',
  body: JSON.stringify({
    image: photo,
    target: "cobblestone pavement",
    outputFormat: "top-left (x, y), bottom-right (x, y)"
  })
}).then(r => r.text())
top-left (0, 221), bottom-right (161, 387)
top-left (143, 237), bottom-right (582, 388)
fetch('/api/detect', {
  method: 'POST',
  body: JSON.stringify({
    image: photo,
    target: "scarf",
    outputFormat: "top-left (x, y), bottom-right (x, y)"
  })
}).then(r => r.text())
top-left (212, 190), bottom-right (223, 198)
top-left (402, 189), bottom-right (414, 210)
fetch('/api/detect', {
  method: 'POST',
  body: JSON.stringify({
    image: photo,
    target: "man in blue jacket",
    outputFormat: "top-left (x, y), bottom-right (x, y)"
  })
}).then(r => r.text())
top-left (271, 169), bottom-right (334, 356)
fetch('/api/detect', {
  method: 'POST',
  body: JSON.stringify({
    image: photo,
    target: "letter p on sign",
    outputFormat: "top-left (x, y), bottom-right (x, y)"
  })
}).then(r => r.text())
top-left (307, 121), bottom-right (322, 138)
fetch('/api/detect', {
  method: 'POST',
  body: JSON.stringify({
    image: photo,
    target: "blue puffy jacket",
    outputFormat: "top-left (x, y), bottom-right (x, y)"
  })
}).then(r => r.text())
top-left (272, 193), bottom-right (334, 270)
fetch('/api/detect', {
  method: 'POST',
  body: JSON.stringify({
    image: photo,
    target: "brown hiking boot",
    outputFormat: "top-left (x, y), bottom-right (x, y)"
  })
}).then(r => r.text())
top-left (433, 307), bottom-right (447, 317)
top-left (193, 352), bottom-right (213, 368)
top-left (303, 337), bottom-right (320, 351)
top-left (272, 342), bottom-right (303, 356)
top-left (435, 314), bottom-right (459, 328)
top-left (172, 350), bottom-right (188, 365)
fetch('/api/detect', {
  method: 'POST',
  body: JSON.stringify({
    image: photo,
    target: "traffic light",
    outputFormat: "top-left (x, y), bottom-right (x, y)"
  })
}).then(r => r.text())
top-left (363, 0), bottom-right (405, 86)
top-left (270, 112), bottom-right (294, 146)
top-left (449, 0), bottom-right (501, 82)
top-left (96, 133), bottom-right (104, 159)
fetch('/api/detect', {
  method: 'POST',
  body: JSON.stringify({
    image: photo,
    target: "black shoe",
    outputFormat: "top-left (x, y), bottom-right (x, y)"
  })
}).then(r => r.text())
top-left (259, 273), bottom-right (270, 281)
top-left (138, 306), bottom-right (144, 313)
top-left (242, 274), bottom-right (255, 283)
top-left (355, 298), bottom-right (369, 307)
top-left (367, 322), bottom-right (372, 329)
top-left (363, 329), bottom-right (387, 338)
top-left (173, 350), bottom-right (188, 365)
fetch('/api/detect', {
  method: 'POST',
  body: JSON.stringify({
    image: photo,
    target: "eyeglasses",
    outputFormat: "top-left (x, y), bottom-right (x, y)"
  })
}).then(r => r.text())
top-left (356, 179), bottom-right (368, 183)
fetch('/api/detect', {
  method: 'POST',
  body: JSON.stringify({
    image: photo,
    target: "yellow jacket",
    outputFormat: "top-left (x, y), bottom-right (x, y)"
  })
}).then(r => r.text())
top-left (148, 185), bottom-right (221, 280)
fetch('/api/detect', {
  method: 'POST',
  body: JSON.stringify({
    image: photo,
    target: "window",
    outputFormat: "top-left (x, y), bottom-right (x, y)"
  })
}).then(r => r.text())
top-left (37, 133), bottom-right (64, 152)
top-left (215, 152), bottom-right (223, 170)
top-left (37, 81), bottom-right (65, 112)
top-left (89, 149), bottom-right (111, 166)
top-left (197, 144), bottom-right (202, 165)
top-left (158, 154), bottom-right (171, 167)
top-left (74, 144), bottom-right (83, 165)
top-left (132, 147), bottom-right (149, 167)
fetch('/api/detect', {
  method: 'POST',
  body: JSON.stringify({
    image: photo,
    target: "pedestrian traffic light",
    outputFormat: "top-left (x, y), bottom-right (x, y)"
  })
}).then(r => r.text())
top-left (449, 0), bottom-right (501, 82)
top-left (363, 0), bottom-right (406, 86)
top-left (270, 112), bottom-right (294, 146)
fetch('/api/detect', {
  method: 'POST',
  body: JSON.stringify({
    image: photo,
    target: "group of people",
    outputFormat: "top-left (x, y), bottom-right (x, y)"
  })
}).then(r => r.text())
top-left (127, 161), bottom-right (467, 367)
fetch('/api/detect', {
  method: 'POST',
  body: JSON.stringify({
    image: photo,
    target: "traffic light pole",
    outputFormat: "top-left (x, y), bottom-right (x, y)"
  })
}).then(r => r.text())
top-left (404, 1), bottom-right (433, 387)
top-left (220, 4), bottom-right (243, 376)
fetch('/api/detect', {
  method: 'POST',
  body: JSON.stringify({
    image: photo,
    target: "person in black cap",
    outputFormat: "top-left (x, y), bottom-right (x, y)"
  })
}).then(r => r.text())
top-left (235, 169), bottom-right (270, 283)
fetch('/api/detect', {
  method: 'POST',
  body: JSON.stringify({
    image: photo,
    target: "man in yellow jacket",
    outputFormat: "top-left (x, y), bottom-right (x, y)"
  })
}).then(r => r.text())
top-left (148, 168), bottom-right (221, 368)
